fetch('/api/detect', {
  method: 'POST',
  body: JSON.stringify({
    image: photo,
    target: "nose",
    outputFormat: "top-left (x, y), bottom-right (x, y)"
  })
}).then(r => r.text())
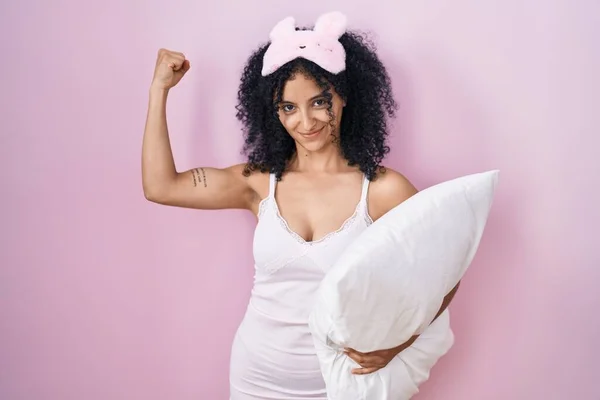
top-left (299, 109), bottom-right (316, 132)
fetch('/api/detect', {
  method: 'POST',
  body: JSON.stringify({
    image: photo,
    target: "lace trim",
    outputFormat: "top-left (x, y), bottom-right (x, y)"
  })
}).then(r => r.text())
top-left (272, 198), bottom-right (363, 246)
top-left (364, 212), bottom-right (374, 227)
top-left (363, 196), bottom-right (374, 226)
top-left (256, 196), bottom-right (270, 219)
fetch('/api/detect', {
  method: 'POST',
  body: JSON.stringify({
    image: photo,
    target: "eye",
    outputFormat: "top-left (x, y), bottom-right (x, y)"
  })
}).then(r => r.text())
top-left (313, 98), bottom-right (327, 107)
top-left (281, 104), bottom-right (295, 113)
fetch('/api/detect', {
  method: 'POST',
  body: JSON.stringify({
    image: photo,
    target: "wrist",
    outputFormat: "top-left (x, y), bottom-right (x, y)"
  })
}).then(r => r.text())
top-left (149, 83), bottom-right (169, 98)
top-left (394, 334), bottom-right (419, 354)
top-left (148, 86), bottom-right (169, 109)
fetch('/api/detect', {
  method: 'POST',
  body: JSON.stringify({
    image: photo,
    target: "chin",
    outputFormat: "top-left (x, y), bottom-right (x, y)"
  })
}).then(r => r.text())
top-left (300, 141), bottom-right (326, 153)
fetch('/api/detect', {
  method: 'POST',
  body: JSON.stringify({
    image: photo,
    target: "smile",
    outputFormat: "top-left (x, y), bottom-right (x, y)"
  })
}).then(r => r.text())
top-left (299, 127), bottom-right (324, 138)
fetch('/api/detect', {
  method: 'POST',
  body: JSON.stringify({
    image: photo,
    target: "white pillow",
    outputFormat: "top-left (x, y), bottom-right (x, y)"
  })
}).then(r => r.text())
top-left (308, 170), bottom-right (499, 399)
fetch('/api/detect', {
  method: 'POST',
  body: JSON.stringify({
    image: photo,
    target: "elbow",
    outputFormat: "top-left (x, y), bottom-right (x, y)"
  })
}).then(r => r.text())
top-left (142, 183), bottom-right (165, 204)
top-left (142, 172), bottom-right (179, 204)
top-left (143, 190), bottom-right (157, 203)
top-left (143, 189), bottom-right (158, 203)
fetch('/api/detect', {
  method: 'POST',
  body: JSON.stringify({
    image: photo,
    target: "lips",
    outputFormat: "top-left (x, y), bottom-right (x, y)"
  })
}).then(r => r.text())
top-left (299, 126), bottom-right (324, 138)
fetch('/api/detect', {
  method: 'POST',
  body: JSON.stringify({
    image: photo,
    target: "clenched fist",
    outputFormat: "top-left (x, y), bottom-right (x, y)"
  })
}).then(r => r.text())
top-left (151, 48), bottom-right (191, 91)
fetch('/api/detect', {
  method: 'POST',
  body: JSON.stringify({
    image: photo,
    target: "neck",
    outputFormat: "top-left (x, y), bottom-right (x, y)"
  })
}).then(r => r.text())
top-left (289, 141), bottom-right (347, 173)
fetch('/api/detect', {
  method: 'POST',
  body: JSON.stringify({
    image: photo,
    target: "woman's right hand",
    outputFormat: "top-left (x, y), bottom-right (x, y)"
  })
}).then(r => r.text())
top-left (143, 48), bottom-right (261, 213)
top-left (150, 48), bottom-right (191, 91)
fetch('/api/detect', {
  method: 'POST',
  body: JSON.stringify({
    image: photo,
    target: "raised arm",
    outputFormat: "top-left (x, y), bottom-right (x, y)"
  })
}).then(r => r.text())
top-left (141, 49), bottom-right (256, 210)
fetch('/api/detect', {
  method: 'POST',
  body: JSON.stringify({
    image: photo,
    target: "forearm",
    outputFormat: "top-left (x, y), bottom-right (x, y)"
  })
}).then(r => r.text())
top-left (432, 280), bottom-right (461, 322)
top-left (393, 281), bottom-right (461, 353)
top-left (142, 87), bottom-right (178, 196)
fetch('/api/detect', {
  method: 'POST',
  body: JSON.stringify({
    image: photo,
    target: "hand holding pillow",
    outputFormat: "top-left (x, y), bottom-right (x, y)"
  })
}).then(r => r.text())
top-left (309, 170), bottom-right (499, 399)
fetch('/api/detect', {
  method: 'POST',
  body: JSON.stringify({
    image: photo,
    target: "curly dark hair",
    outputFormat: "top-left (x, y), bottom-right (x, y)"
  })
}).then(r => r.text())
top-left (235, 28), bottom-right (397, 181)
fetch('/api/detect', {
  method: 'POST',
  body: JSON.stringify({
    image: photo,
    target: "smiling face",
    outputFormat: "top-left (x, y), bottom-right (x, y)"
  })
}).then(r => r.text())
top-left (277, 72), bottom-right (345, 153)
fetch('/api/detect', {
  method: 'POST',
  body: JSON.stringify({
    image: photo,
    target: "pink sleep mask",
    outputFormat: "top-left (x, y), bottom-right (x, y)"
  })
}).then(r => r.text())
top-left (261, 11), bottom-right (348, 76)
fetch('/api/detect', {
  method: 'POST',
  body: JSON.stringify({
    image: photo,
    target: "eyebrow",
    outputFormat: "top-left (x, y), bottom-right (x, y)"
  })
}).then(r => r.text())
top-left (280, 92), bottom-right (327, 104)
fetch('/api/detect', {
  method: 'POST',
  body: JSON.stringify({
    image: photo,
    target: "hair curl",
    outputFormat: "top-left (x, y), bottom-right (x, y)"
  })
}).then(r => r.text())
top-left (235, 29), bottom-right (397, 181)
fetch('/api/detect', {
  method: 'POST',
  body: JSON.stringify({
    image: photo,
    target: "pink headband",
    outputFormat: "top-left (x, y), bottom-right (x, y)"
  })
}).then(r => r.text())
top-left (261, 11), bottom-right (348, 76)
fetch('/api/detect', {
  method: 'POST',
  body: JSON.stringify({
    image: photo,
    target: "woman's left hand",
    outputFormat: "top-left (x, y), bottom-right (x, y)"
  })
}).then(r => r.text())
top-left (344, 335), bottom-right (418, 375)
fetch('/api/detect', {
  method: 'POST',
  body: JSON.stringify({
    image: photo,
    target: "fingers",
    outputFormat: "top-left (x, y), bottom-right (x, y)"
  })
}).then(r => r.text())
top-left (344, 348), bottom-right (368, 366)
top-left (181, 59), bottom-right (191, 73)
top-left (346, 350), bottom-right (383, 374)
top-left (157, 48), bottom-right (189, 71)
top-left (352, 366), bottom-right (380, 375)
top-left (344, 348), bottom-right (386, 369)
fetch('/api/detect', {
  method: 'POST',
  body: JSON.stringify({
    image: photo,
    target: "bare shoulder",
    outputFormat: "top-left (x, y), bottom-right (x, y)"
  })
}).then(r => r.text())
top-left (367, 167), bottom-right (419, 221)
top-left (240, 164), bottom-right (270, 193)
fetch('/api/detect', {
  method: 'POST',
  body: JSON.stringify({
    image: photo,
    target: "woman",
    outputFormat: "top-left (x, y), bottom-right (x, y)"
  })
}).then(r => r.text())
top-left (142, 11), bottom-right (458, 399)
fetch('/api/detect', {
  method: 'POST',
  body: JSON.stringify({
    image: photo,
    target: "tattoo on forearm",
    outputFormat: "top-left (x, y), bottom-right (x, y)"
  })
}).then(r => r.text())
top-left (192, 168), bottom-right (208, 188)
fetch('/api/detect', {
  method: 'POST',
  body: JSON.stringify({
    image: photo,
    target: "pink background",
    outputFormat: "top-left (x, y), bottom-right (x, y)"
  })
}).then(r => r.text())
top-left (2, 0), bottom-right (599, 399)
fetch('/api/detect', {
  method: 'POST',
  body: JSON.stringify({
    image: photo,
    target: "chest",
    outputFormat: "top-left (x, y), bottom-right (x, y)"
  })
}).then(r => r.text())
top-left (273, 176), bottom-right (364, 243)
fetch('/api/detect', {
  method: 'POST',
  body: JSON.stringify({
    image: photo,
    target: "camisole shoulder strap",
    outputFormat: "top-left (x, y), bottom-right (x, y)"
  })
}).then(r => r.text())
top-left (359, 174), bottom-right (374, 225)
top-left (268, 173), bottom-right (277, 198)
